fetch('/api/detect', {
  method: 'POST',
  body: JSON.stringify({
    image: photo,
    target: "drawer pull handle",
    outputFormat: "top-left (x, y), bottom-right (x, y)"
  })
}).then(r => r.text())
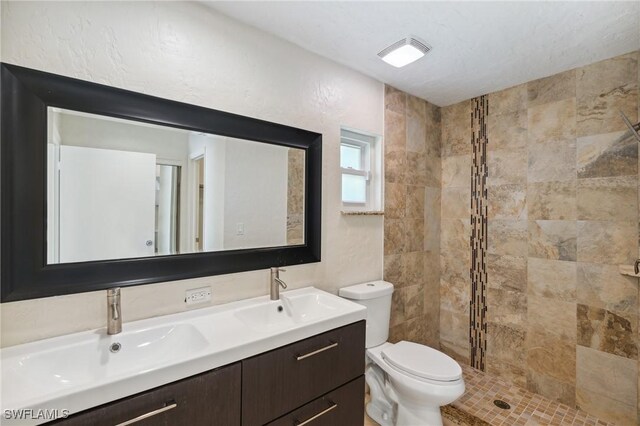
top-left (116, 402), bottom-right (177, 426)
top-left (296, 342), bottom-right (338, 361)
top-left (295, 402), bottom-right (338, 426)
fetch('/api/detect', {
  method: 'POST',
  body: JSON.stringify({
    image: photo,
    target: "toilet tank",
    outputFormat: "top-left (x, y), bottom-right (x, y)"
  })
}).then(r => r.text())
top-left (339, 281), bottom-right (394, 348)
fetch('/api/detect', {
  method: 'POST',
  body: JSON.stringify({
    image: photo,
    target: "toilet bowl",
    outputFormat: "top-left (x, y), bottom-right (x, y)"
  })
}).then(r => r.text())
top-left (339, 281), bottom-right (465, 426)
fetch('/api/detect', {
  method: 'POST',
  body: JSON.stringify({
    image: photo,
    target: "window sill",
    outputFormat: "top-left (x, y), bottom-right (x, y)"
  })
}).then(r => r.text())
top-left (341, 210), bottom-right (384, 216)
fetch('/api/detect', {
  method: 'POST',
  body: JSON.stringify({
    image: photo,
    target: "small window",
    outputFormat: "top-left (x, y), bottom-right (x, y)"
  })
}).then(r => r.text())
top-left (340, 128), bottom-right (382, 212)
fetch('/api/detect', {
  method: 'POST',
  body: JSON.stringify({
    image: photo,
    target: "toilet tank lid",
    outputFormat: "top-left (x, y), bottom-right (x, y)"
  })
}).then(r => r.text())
top-left (338, 281), bottom-right (394, 300)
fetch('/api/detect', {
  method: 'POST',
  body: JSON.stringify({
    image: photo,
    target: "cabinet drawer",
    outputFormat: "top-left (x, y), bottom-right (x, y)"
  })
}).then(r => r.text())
top-left (242, 321), bottom-right (365, 426)
top-left (267, 376), bottom-right (364, 426)
top-left (51, 362), bottom-right (241, 426)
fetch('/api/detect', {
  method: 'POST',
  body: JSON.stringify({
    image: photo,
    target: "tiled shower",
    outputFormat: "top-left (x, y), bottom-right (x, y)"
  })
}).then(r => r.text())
top-left (384, 51), bottom-right (640, 425)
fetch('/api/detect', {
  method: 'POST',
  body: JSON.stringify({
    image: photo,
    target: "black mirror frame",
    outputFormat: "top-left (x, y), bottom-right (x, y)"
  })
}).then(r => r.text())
top-left (1, 63), bottom-right (322, 302)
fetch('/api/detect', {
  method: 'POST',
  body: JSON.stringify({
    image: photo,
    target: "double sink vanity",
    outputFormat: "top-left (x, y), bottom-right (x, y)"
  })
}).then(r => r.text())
top-left (2, 287), bottom-right (367, 425)
top-left (0, 64), bottom-right (360, 424)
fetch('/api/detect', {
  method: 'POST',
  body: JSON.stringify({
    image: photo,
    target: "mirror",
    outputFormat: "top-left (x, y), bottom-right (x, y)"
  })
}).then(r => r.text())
top-left (47, 108), bottom-right (305, 264)
top-left (1, 63), bottom-right (321, 302)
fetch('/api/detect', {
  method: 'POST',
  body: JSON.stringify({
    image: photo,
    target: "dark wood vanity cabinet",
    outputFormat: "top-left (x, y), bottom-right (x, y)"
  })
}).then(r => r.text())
top-left (50, 321), bottom-right (365, 426)
top-left (51, 362), bottom-right (242, 426)
top-left (242, 321), bottom-right (365, 425)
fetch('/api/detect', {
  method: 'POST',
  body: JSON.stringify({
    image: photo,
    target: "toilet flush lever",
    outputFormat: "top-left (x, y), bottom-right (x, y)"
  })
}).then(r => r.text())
top-left (634, 259), bottom-right (640, 275)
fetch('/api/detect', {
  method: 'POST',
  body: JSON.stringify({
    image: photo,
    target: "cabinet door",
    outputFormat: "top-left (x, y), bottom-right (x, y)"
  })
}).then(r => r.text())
top-left (51, 363), bottom-right (241, 426)
top-left (267, 376), bottom-right (364, 426)
top-left (242, 321), bottom-right (365, 426)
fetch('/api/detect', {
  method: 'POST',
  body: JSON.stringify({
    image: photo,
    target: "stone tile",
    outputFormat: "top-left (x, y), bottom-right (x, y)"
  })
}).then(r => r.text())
top-left (577, 262), bottom-right (637, 315)
top-left (486, 254), bottom-right (527, 293)
top-left (528, 295), bottom-right (576, 341)
top-left (424, 153), bottom-right (441, 188)
top-left (383, 253), bottom-right (405, 288)
top-left (385, 85), bottom-right (406, 115)
top-left (441, 187), bottom-right (470, 220)
top-left (440, 272), bottom-right (469, 313)
top-left (440, 338), bottom-right (470, 365)
top-left (405, 316), bottom-right (428, 346)
top-left (384, 218), bottom-right (406, 255)
top-left (487, 289), bottom-right (527, 330)
top-left (528, 139), bottom-right (576, 183)
top-left (577, 130), bottom-right (638, 178)
top-left (577, 52), bottom-right (638, 101)
top-left (402, 251), bottom-right (424, 288)
top-left (526, 329), bottom-right (576, 384)
top-left (424, 187), bottom-right (440, 252)
top-left (406, 151), bottom-right (426, 186)
top-left (384, 182), bottom-right (406, 219)
top-left (407, 95), bottom-right (426, 153)
top-left (384, 110), bottom-right (406, 153)
top-left (390, 287), bottom-right (405, 327)
top-left (384, 150), bottom-right (406, 184)
top-left (440, 308), bottom-right (470, 346)
top-left (442, 101), bottom-right (471, 157)
top-left (577, 176), bottom-right (637, 221)
top-left (441, 218), bottom-right (470, 255)
top-left (487, 220), bottom-right (528, 257)
top-left (405, 185), bottom-right (424, 219)
top-left (526, 370), bottom-right (576, 406)
top-left (577, 86), bottom-right (638, 137)
top-left (528, 220), bottom-right (577, 261)
top-left (403, 284), bottom-right (424, 320)
top-left (527, 181), bottom-right (577, 220)
top-left (487, 184), bottom-right (527, 220)
top-left (388, 322), bottom-right (406, 343)
top-left (442, 154), bottom-right (471, 188)
top-left (487, 109), bottom-right (527, 152)
top-left (404, 218), bottom-right (424, 252)
top-left (425, 102), bottom-right (442, 159)
top-left (487, 149), bottom-right (527, 186)
top-left (528, 69), bottom-right (576, 107)
top-left (489, 83), bottom-right (527, 116)
top-left (577, 304), bottom-right (638, 360)
top-left (577, 220), bottom-right (637, 264)
top-left (576, 345), bottom-right (638, 407)
top-left (528, 98), bottom-right (577, 144)
top-left (527, 258), bottom-right (577, 302)
top-left (486, 358), bottom-right (527, 389)
top-left (487, 322), bottom-right (526, 363)
top-left (576, 386), bottom-right (637, 426)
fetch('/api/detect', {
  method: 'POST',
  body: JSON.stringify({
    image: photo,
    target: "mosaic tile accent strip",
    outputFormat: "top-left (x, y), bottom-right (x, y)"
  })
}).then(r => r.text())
top-left (470, 96), bottom-right (488, 370)
top-left (444, 365), bottom-right (613, 426)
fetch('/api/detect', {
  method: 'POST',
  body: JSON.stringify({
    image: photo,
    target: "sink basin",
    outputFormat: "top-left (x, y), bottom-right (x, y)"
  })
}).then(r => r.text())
top-left (234, 291), bottom-right (354, 332)
top-left (1, 286), bottom-right (366, 425)
top-left (234, 300), bottom-right (297, 332)
top-left (9, 324), bottom-right (209, 392)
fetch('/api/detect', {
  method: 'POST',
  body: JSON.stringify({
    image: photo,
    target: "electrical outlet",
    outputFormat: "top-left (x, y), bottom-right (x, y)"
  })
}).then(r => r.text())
top-left (185, 287), bottom-right (212, 305)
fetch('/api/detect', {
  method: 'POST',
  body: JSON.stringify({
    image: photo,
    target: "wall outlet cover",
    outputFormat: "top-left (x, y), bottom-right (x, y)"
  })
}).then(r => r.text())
top-left (185, 287), bottom-right (212, 305)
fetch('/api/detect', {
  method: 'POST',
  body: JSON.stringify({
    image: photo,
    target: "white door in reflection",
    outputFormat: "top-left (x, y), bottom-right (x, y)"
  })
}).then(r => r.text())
top-left (58, 145), bottom-right (156, 263)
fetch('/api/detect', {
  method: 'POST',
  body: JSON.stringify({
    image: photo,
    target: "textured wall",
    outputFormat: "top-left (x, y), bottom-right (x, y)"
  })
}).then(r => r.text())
top-left (383, 86), bottom-right (441, 348)
top-left (440, 51), bottom-right (640, 425)
top-left (0, 1), bottom-right (384, 347)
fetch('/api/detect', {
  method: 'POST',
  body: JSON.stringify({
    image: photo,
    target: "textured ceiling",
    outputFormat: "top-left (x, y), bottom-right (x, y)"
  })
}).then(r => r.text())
top-left (207, 1), bottom-right (640, 106)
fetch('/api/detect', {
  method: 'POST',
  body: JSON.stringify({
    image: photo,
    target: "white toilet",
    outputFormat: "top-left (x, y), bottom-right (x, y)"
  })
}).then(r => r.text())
top-left (339, 281), bottom-right (465, 426)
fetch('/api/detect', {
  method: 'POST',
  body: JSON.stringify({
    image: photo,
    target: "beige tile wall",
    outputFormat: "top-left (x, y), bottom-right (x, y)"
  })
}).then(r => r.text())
top-left (439, 51), bottom-right (640, 425)
top-left (383, 85), bottom-right (441, 348)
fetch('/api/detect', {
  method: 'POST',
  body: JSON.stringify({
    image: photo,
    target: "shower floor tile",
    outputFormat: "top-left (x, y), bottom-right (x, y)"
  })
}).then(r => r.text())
top-left (364, 364), bottom-right (614, 425)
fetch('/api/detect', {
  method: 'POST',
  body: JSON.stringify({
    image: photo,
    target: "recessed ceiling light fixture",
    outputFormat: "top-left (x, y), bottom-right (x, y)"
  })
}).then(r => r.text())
top-left (378, 37), bottom-right (431, 68)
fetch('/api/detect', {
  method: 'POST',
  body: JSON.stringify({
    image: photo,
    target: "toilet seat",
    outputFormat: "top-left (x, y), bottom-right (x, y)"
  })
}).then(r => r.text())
top-left (381, 341), bottom-right (462, 382)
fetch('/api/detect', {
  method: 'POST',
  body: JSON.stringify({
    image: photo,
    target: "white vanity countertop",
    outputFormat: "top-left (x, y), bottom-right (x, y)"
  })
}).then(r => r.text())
top-left (0, 287), bottom-right (366, 425)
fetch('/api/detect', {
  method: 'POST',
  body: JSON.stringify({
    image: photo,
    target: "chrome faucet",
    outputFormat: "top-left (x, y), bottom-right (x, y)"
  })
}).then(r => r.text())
top-left (270, 267), bottom-right (287, 300)
top-left (107, 288), bottom-right (122, 335)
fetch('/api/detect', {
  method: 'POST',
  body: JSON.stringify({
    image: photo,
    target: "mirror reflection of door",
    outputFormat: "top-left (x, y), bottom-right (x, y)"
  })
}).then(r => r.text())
top-left (194, 157), bottom-right (205, 252)
top-left (155, 164), bottom-right (181, 256)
